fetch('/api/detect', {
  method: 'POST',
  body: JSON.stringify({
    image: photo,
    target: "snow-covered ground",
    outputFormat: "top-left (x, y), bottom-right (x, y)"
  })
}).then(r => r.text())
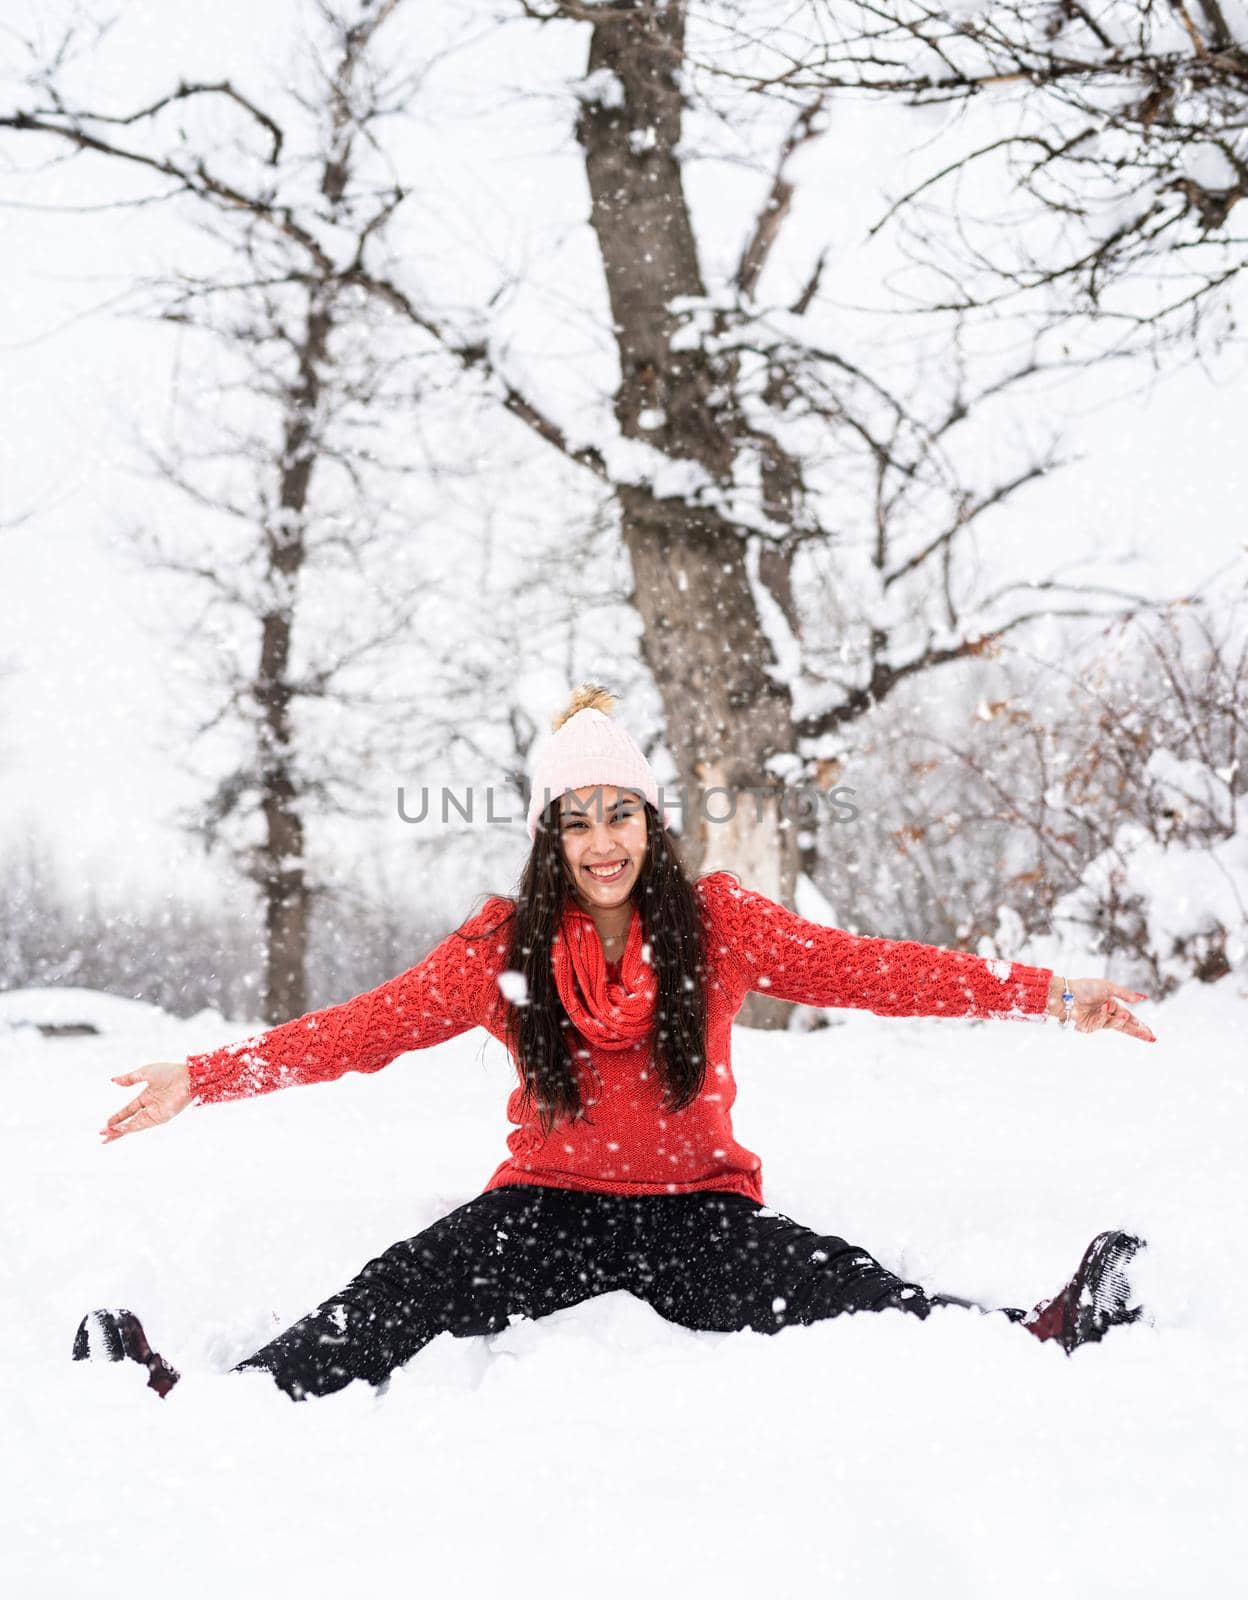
top-left (2, 981), bottom-right (1244, 1598)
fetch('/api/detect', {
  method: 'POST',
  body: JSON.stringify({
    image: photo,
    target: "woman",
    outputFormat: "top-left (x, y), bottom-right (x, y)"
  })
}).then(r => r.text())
top-left (75, 686), bottom-right (1157, 1402)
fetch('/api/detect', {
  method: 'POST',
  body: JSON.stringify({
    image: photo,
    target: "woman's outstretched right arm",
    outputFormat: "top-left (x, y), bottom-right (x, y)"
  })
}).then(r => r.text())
top-left (99, 896), bottom-right (513, 1143)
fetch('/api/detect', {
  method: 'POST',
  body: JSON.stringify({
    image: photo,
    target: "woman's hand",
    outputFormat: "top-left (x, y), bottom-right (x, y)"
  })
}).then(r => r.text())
top-left (1046, 976), bottom-right (1157, 1043)
top-left (100, 1062), bottom-right (193, 1144)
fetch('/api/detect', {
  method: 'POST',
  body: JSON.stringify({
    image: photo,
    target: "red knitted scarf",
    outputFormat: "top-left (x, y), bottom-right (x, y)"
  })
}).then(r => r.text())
top-left (551, 899), bottom-right (657, 1050)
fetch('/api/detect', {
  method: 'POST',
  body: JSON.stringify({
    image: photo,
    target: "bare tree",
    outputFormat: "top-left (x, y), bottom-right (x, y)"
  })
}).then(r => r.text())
top-left (682, 1), bottom-right (1248, 363)
top-left (506, 4), bottom-right (1171, 949)
top-left (2, 1), bottom-right (509, 1020)
top-left (2, 0), bottom-right (1182, 1029)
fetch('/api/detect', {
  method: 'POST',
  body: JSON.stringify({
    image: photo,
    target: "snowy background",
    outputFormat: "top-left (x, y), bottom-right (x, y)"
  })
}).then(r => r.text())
top-left (2, 1), bottom-right (1247, 1594)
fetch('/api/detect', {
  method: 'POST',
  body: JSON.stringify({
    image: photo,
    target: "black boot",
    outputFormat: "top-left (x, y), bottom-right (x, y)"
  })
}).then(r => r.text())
top-left (72, 1308), bottom-right (181, 1398)
top-left (1021, 1231), bottom-right (1147, 1354)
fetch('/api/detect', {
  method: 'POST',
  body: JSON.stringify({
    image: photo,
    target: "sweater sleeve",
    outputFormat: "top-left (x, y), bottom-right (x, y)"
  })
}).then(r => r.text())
top-left (697, 871), bottom-right (1051, 1022)
top-left (184, 897), bottom-right (515, 1107)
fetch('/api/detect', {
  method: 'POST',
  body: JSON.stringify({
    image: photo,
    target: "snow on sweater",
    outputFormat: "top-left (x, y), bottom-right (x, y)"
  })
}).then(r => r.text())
top-left (183, 871), bottom-right (1053, 1204)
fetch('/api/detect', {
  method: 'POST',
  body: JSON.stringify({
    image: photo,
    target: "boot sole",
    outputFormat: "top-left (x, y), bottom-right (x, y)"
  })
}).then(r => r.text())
top-left (1070, 1230), bottom-right (1148, 1349)
top-left (72, 1308), bottom-right (181, 1397)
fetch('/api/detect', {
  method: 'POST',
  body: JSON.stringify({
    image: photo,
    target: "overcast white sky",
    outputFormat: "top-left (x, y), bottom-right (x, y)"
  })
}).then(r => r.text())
top-left (2, 0), bottom-right (1246, 916)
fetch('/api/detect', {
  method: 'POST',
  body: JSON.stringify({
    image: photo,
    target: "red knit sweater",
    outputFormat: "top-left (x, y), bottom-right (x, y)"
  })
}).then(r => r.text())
top-left (184, 871), bottom-right (1053, 1204)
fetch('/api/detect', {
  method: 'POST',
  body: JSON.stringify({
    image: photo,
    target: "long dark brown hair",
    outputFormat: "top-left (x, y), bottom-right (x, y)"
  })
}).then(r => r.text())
top-left (472, 796), bottom-right (711, 1138)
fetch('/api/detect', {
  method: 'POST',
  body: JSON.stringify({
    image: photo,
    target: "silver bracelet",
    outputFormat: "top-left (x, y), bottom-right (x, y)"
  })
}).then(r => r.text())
top-left (1059, 975), bottom-right (1074, 1026)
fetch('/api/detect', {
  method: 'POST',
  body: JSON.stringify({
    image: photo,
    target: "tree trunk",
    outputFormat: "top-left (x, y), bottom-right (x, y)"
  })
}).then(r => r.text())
top-left (254, 287), bottom-right (333, 1022)
top-left (621, 496), bottom-right (801, 1026)
top-left (577, 3), bottom-right (804, 1026)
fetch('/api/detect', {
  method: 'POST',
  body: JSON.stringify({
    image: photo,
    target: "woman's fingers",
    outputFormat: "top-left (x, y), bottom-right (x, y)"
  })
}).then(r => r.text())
top-left (101, 1087), bottom-right (159, 1142)
top-left (1082, 995), bottom-right (1156, 1044)
top-left (101, 1104), bottom-right (152, 1142)
top-left (1115, 996), bottom-right (1154, 1039)
top-left (101, 1107), bottom-right (140, 1140)
top-left (105, 1093), bottom-right (148, 1128)
top-left (100, 1074), bottom-right (150, 1141)
top-left (1107, 1000), bottom-right (1155, 1042)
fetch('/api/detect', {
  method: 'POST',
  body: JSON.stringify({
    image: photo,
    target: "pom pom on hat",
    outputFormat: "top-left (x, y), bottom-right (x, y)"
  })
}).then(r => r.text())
top-left (526, 682), bottom-right (660, 841)
top-left (550, 683), bottom-right (618, 731)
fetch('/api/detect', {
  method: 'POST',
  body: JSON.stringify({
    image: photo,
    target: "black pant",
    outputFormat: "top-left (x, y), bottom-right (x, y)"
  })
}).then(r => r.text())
top-left (231, 1183), bottom-right (999, 1401)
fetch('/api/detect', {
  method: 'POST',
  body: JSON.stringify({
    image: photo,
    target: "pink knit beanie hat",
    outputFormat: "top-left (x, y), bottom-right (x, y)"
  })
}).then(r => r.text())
top-left (526, 684), bottom-right (660, 841)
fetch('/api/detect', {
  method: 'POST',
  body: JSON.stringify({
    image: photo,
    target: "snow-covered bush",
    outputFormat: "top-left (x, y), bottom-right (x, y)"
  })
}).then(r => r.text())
top-left (810, 594), bottom-right (1247, 991)
top-left (1051, 759), bottom-right (1247, 992)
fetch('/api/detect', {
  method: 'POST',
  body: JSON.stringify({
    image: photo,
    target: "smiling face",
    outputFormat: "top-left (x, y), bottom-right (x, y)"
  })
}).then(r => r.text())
top-left (559, 785), bottom-right (648, 911)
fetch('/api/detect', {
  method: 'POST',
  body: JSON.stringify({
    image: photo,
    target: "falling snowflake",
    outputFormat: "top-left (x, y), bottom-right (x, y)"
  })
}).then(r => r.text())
top-left (497, 970), bottom-right (529, 1004)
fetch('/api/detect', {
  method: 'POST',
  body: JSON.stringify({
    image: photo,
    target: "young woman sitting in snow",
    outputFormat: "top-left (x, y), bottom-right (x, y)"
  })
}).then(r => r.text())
top-left (77, 686), bottom-right (1157, 1402)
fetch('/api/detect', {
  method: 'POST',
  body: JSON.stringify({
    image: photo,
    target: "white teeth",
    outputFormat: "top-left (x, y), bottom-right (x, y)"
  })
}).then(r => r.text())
top-left (587, 862), bottom-right (626, 878)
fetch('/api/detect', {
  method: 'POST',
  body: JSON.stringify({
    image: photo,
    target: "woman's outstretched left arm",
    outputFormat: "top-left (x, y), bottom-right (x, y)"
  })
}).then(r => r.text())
top-left (697, 872), bottom-right (1155, 1043)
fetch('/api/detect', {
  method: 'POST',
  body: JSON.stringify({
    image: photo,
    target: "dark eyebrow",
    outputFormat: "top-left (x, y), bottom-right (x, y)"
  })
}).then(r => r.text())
top-left (560, 798), bottom-right (639, 821)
